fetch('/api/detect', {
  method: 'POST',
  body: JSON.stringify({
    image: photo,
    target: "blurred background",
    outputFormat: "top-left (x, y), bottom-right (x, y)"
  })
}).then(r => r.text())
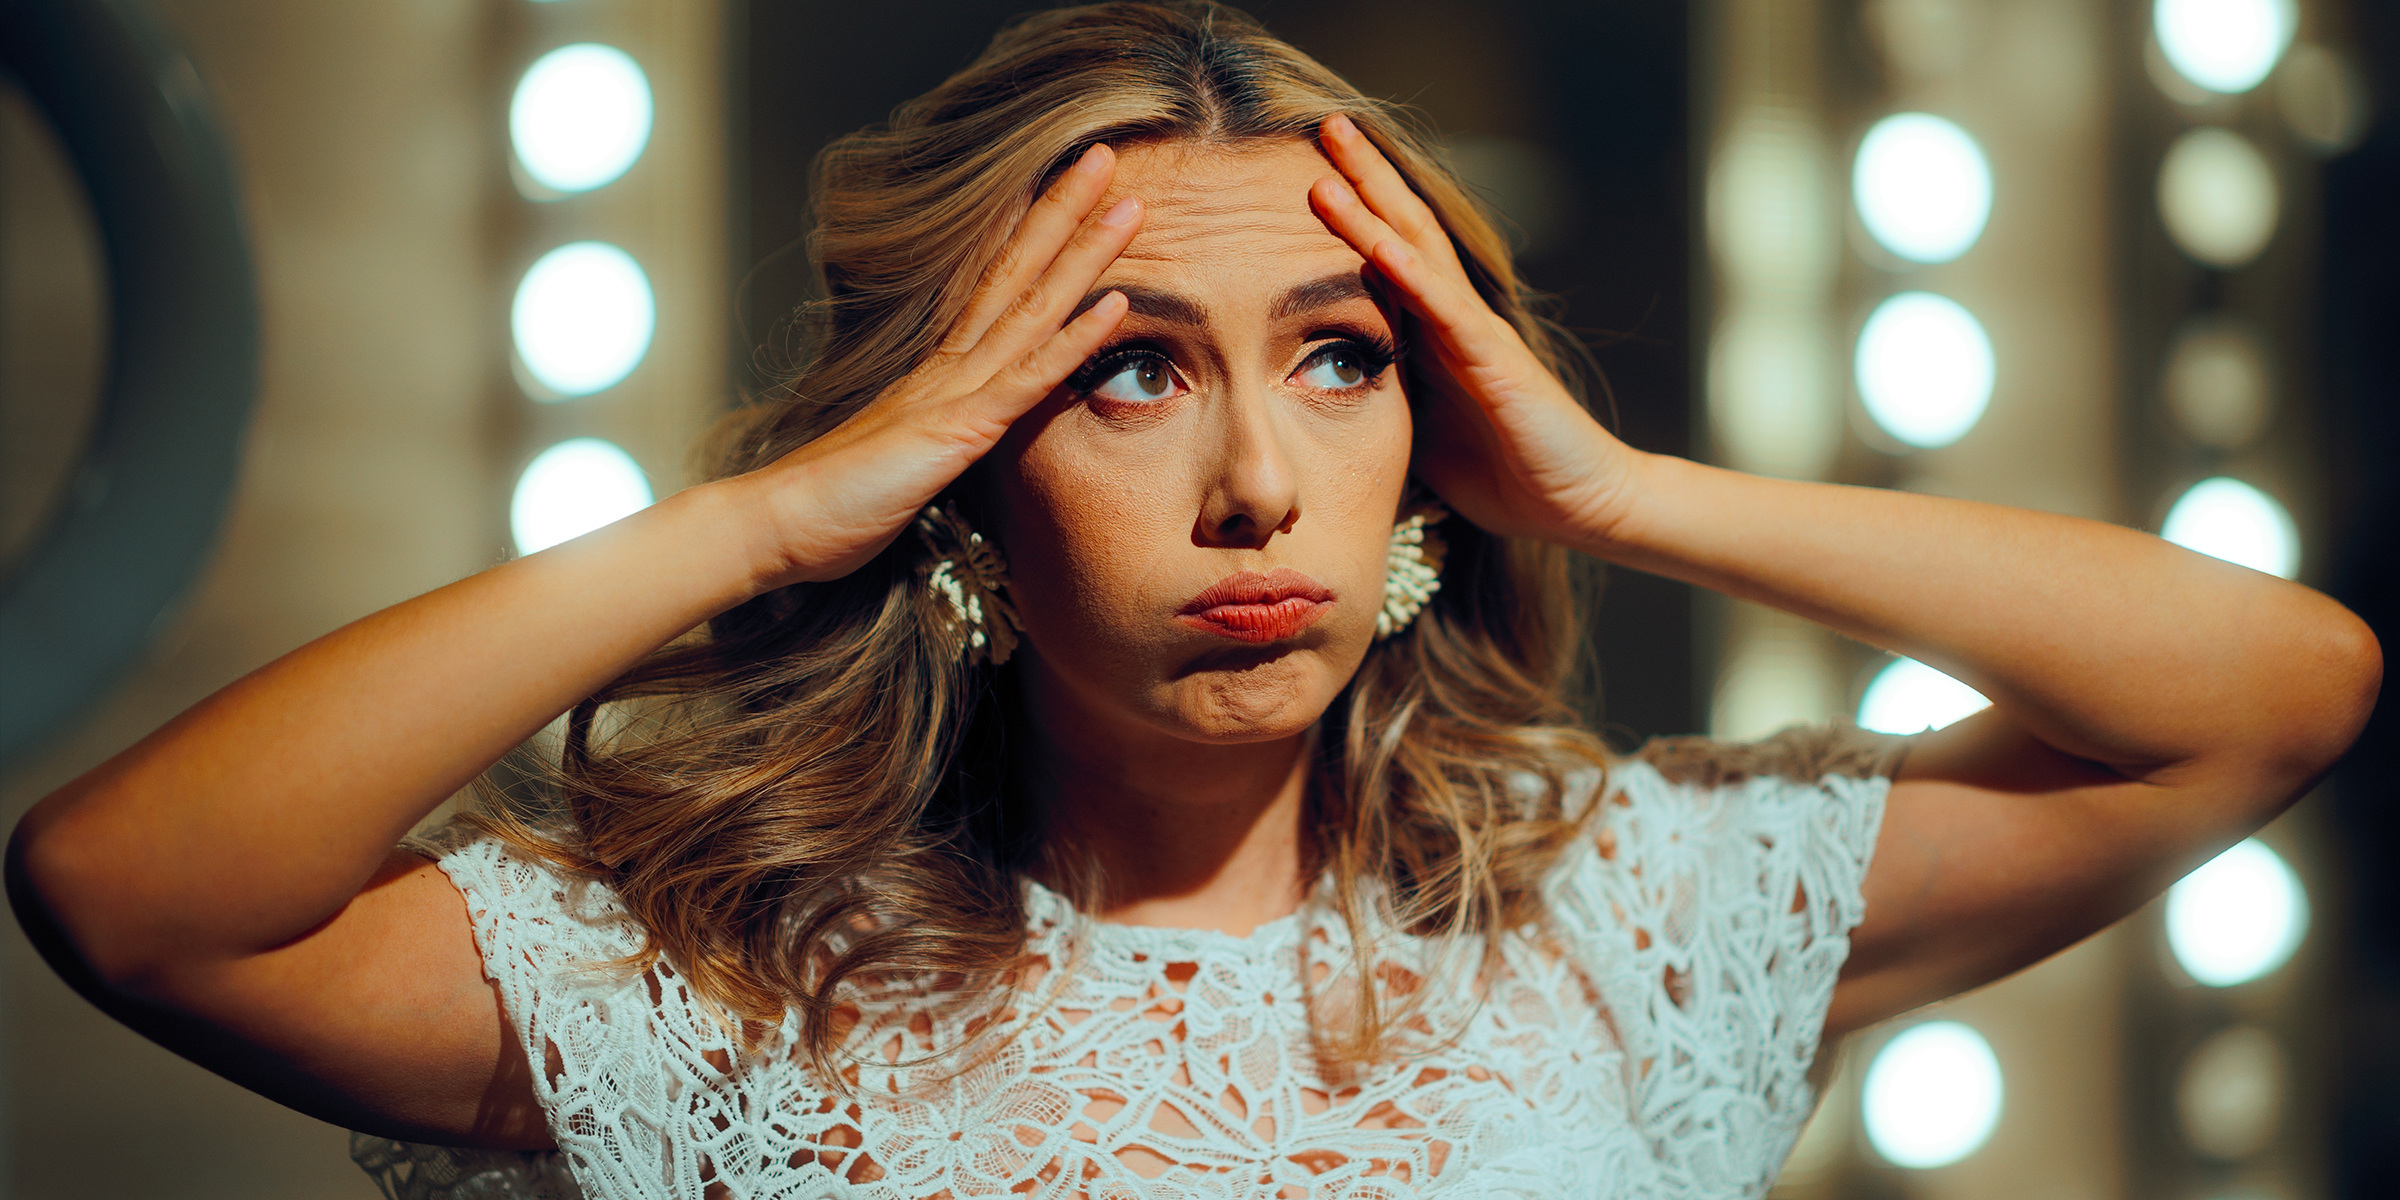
top-left (0, 0), bottom-right (2390, 1195)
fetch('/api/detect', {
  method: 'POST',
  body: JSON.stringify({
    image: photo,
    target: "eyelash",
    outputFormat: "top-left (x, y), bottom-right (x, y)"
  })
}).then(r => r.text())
top-left (1066, 333), bottom-right (1403, 397)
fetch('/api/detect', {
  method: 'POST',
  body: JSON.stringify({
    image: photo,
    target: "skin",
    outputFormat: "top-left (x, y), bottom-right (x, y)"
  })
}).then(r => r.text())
top-left (6, 123), bottom-right (2380, 1155)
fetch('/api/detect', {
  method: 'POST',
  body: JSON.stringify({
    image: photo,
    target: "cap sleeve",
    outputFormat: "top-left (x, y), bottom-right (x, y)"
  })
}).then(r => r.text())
top-left (1546, 724), bottom-right (1906, 1197)
top-left (349, 816), bottom-right (740, 1200)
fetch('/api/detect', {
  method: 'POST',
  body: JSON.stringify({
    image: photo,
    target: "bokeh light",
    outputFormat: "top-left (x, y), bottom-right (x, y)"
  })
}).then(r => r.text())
top-left (1708, 108), bottom-right (1837, 298)
top-left (1708, 308), bottom-right (1840, 479)
top-left (1863, 1021), bottom-right (2005, 1168)
top-left (2163, 318), bottom-right (2271, 448)
top-left (511, 438), bottom-right (654, 555)
top-left (2157, 127), bottom-right (2279, 269)
top-left (2177, 1024), bottom-right (2288, 1158)
top-left (1852, 113), bottom-right (1992, 263)
top-left (512, 241), bottom-right (656, 397)
top-left (1855, 292), bottom-right (1995, 448)
top-left (2154, 0), bottom-right (2295, 94)
top-left (1858, 657), bottom-right (1992, 734)
top-left (2166, 838), bottom-right (2308, 987)
top-left (1711, 623), bottom-right (1839, 741)
top-left (2162, 477), bottom-right (2299, 579)
top-left (511, 44), bottom-right (654, 194)
top-left (2278, 43), bottom-right (2370, 155)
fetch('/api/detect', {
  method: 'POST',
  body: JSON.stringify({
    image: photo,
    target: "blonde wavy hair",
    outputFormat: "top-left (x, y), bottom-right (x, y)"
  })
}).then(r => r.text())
top-left (479, 0), bottom-right (1613, 1079)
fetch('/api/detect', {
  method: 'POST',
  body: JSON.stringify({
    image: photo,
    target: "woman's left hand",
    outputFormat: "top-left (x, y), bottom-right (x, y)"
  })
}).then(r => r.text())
top-left (1310, 113), bottom-right (1641, 546)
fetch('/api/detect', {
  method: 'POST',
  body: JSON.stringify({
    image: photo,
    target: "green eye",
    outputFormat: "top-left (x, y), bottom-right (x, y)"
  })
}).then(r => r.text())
top-left (1086, 353), bottom-right (1183, 402)
top-left (1293, 342), bottom-right (1389, 390)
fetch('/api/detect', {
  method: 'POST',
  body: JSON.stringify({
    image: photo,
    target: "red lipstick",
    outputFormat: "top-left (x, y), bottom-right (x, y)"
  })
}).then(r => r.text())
top-left (1176, 568), bottom-right (1337, 642)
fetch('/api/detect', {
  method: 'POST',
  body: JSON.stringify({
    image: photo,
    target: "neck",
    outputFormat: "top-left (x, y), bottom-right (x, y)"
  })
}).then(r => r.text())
top-left (1016, 669), bottom-right (1313, 936)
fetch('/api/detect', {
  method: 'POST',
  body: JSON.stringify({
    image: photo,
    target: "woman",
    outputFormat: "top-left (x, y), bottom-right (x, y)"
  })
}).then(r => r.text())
top-left (8, 3), bottom-right (2377, 1197)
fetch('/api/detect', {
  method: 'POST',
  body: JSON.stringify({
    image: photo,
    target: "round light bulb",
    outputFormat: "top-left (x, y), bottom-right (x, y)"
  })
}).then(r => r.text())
top-left (511, 438), bottom-right (654, 555)
top-left (2166, 838), bottom-right (2307, 986)
top-left (1863, 1021), bottom-right (2005, 1168)
top-left (2162, 477), bottom-right (2298, 579)
top-left (1855, 292), bottom-right (1995, 448)
top-left (512, 242), bottom-right (656, 397)
top-left (2154, 0), bottom-right (2295, 95)
top-left (511, 44), bottom-right (654, 193)
top-left (1853, 113), bottom-right (1993, 263)
top-left (1858, 657), bottom-right (1992, 734)
top-left (2158, 127), bottom-right (2279, 269)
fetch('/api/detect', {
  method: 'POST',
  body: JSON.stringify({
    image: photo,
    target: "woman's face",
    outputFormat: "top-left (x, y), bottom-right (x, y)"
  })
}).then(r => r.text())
top-left (984, 137), bottom-right (1414, 749)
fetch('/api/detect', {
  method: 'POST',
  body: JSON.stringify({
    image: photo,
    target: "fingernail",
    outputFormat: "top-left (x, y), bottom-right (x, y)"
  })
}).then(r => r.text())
top-left (1099, 196), bottom-right (1139, 226)
top-left (1329, 113), bottom-right (1356, 138)
top-left (1076, 144), bottom-right (1108, 173)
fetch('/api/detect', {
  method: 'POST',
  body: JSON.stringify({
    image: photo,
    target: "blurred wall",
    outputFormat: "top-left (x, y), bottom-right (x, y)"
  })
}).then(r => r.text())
top-left (0, 0), bottom-right (724, 1194)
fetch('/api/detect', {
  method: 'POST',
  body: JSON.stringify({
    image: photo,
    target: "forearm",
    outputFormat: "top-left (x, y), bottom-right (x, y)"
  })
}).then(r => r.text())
top-left (11, 479), bottom-right (770, 984)
top-left (1592, 453), bottom-right (2379, 780)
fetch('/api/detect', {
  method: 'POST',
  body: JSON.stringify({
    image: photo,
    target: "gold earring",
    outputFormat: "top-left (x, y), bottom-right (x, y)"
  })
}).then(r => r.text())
top-left (1377, 498), bottom-right (1448, 639)
top-left (915, 501), bottom-right (1022, 666)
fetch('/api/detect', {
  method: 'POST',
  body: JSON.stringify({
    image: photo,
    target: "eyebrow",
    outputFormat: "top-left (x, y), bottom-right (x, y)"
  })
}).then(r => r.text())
top-left (1269, 272), bottom-right (1375, 319)
top-left (1068, 272), bottom-right (1379, 328)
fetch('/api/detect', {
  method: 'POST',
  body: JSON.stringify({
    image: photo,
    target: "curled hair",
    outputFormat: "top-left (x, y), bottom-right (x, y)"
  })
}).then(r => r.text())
top-left (476, 0), bottom-right (1612, 1080)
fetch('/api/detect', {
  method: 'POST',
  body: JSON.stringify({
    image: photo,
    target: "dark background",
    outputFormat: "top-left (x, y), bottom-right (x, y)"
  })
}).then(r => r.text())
top-left (2322, 0), bottom-right (2400, 1190)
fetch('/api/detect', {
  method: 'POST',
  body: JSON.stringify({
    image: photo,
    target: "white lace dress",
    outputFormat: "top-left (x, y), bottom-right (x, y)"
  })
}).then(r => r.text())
top-left (350, 729), bottom-right (1901, 1200)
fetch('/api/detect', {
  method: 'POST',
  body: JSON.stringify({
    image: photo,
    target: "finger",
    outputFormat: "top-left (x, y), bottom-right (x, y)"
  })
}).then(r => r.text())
top-left (1310, 174), bottom-right (1409, 269)
top-left (968, 194), bottom-right (1143, 366)
top-left (1318, 114), bottom-right (1469, 281)
top-left (945, 144), bottom-right (1119, 352)
top-left (953, 290), bottom-right (1129, 435)
top-left (1365, 237), bottom-right (1532, 394)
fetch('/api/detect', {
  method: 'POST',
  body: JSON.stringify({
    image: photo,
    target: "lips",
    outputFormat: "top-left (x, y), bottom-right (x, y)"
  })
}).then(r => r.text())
top-left (1176, 568), bottom-right (1337, 642)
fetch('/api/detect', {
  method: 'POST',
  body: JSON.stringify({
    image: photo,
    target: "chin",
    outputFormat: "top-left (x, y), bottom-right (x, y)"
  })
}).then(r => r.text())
top-left (1156, 647), bottom-right (1344, 743)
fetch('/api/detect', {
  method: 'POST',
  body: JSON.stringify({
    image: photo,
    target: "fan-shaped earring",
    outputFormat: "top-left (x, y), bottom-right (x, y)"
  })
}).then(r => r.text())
top-left (1377, 498), bottom-right (1449, 639)
top-left (916, 501), bottom-right (1022, 666)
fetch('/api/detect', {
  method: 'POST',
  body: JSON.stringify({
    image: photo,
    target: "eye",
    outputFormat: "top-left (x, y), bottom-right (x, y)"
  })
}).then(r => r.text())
top-left (1081, 352), bottom-right (1186, 403)
top-left (1292, 340), bottom-right (1392, 391)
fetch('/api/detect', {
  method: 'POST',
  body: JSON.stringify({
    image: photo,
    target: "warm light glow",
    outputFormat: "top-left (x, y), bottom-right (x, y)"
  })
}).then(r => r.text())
top-left (511, 44), bottom-right (654, 193)
top-left (1855, 292), bottom-right (1994, 448)
top-left (1711, 624), bottom-right (1838, 741)
top-left (2177, 1025), bottom-right (2288, 1158)
top-left (1862, 1022), bottom-right (2004, 1168)
top-left (2154, 0), bottom-right (2295, 94)
top-left (1708, 307), bottom-right (1840, 479)
top-left (2163, 318), bottom-right (2271, 448)
top-left (2162, 477), bottom-right (2299, 579)
top-left (2158, 128), bottom-right (2279, 269)
top-left (2278, 43), bottom-right (2370, 154)
top-left (1709, 108), bottom-right (1837, 299)
top-left (1852, 113), bottom-right (1992, 263)
top-left (512, 241), bottom-right (656, 397)
top-left (2167, 838), bottom-right (2307, 986)
top-left (511, 438), bottom-right (653, 555)
top-left (1858, 658), bottom-right (1991, 734)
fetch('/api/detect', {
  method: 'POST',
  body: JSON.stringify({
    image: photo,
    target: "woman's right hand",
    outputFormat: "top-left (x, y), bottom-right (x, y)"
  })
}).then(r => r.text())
top-left (736, 143), bottom-right (1141, 590)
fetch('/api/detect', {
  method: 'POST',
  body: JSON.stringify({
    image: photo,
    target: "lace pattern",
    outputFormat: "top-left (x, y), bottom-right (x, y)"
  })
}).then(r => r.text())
top-left (351, 728), bottom-right (1898, 1199)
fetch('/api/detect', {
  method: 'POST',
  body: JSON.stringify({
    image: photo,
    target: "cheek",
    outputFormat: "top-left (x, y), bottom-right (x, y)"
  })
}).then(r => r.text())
top-left (988, 433), bottom-right (1191, 656)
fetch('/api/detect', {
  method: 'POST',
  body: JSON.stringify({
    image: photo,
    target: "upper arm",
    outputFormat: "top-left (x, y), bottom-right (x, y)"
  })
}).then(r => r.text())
top-left (29, 846), bottom-right (551, 1150)
top-left (1826, 705), bottom-right (2322, 1037)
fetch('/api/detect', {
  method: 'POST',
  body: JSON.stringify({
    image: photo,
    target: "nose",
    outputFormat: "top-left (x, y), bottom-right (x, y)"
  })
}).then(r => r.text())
top-left (1193, 383), bottom-right (1300, 550)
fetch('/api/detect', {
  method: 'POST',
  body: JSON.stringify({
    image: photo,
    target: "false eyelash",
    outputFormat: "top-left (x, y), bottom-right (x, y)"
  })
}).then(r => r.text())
top-left (1298, 331), bottom-right (1402, 385)
top-left (1067, 342), bottom-right (1173, 394)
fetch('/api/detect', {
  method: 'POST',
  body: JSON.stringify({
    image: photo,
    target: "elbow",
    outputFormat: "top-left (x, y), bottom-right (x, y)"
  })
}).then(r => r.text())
top-left (2268, 598), bottom-right (2382, 782)
top-left (7, 804), bottom-right (162, 998)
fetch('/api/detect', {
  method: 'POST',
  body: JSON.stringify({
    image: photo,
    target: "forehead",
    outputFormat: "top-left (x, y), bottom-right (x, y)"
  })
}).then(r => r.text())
top-left (1094, 139), bottom-right (1365, 298)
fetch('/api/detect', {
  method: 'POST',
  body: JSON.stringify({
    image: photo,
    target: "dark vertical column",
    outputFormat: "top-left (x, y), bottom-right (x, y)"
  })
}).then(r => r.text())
top-left (2324, 2), bottom-right (2400, 1194)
